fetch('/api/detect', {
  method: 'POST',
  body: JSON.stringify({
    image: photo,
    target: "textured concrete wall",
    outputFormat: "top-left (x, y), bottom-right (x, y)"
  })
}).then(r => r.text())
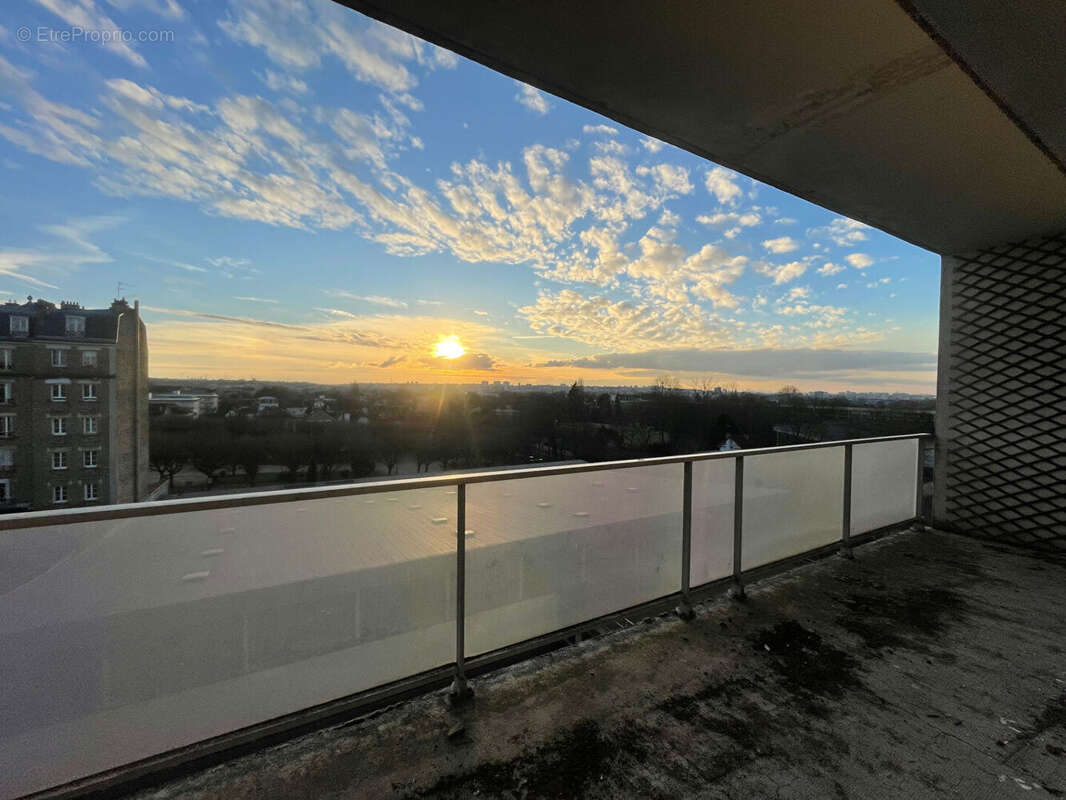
top-left (935, 233), bottom-right (1066, 549)
top-left (113, 308), bottom-right (149, 503)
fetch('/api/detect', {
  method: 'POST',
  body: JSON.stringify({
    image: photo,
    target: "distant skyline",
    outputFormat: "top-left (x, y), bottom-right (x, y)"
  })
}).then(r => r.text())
top-left (1, 0), bottom-right (939, 391)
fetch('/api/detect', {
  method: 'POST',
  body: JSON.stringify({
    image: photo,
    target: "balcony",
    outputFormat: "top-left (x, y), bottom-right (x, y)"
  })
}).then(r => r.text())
top-left (1, 436), bottom-right (934, 798)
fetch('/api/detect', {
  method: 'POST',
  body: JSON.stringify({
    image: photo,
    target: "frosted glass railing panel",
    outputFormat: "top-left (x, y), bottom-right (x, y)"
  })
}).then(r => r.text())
top-left (465, 464), bottom-right (682, 657)
top-left (690, 459), bottom-right (736, 587)
top-left (0, 488), bottom-right (455, 799)
top-left (742, 448), bottom-right (844, 570)
top-left (852, 440), bottom-right (918, 534)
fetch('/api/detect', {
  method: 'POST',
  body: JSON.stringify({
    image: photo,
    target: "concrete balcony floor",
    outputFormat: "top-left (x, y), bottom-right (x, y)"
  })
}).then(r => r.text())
top-left (134, 530), bottom-right (1066, 799)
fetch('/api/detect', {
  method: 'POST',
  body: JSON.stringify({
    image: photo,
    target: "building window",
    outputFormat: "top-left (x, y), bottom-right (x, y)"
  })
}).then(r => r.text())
top-left (52, 485), bottom-right (67, 504)
top-left (50, 383), bottom-right (67, 402)
top-left (83, 449), bottom-right (98, 468)
top-left (50, 349), bottom-right (67, 368)
top-left (81, 350), bottom-right (98, 367)
top-left (84, 482), bottom-right (98, 502)
top-left (0, 479), bottom-right (9, 503)
top-left (0, 449), bottom-right (12, 468)
top-left (52, 450), bottom-right (67, 470)
top-left (82, 416), bottom-right (98, 435)
top-left (9, 316), bottom-right (28, 336)
top-left (81, 382), bottom-right (98, 401)
top-left (65, 316), bottom-right (86, 336)
top-left (0, 415), bottom-right (14, 437)
top-left (0, 383), bottom-right (10, 403)
top-left (0, 350), bottom-right (12, 370)
top-left (51, 417), bottom-right (67, 436)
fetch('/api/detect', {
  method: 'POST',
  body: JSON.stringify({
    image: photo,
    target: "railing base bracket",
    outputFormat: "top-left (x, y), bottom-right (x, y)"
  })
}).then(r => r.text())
top-left (728, 584), bottom-right (747, 602)
top-left (675, 600), bottom-right (695, 621)
top-left (446, 678), bottom-right (473, 707)
top-left (838, 547), bottom-right (855, 561)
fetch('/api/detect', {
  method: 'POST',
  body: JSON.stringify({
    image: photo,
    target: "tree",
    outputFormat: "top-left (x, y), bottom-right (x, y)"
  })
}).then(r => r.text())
top-left (347, 427), bottom-right (377, 477)
top-left (272, 433), bottom-right (311, 482)
top-left (149, 431), bottom-right (187, 490)
top-left (236, 437), bottom-right (265, 486)
top-left (188, 424), bottom-right (228, 485)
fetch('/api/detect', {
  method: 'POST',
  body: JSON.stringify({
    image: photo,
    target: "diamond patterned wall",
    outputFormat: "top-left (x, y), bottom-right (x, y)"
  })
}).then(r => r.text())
top-left (936, 234), bottom-right (1066, 550)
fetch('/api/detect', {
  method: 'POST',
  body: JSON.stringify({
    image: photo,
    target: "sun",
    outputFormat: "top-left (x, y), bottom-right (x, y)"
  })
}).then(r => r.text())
top-left (433, 335), bottom-right (466, 360)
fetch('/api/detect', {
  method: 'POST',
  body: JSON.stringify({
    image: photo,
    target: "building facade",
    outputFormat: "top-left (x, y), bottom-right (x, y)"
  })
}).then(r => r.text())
top-left (0, 298), bottom-right (150, 511)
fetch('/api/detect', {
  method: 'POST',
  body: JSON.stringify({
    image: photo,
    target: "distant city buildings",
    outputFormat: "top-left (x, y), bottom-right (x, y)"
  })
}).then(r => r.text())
top-left (0, 297), bottom-right (151, 511)
top-left (148, 390), bottom-right (219, 417)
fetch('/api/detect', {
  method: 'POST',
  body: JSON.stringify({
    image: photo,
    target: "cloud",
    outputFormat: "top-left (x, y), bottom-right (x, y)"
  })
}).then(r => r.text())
top-left (107, 0), bottom-right (186, 19)
top-left (846, 253), bottom-right (874, 269)
top-left (636, 163), bottom-right (692, 195)
top-left (515, 82), bottom-right (550, 114)
top-left (641, 136), bottom-right (664, 153)
top-left (808, 216), bottom-right (871, 246)
top-left (233, 296), bottom-right (278, 303)
top-left (582, 124), bottom-right (618, 136)
top-left (519, 289), bottom-right (734, 351)
top-left (762, 236), bottom-right (799, 254)
top-left (324, 289), bottom-right (408, 308)
top-left (534, 348), bottom-right (936, 378)
top-left (35, 0), bottom-right (149, 67)
top-left (0, 215), bottom-right (124, 290)
top-left (756, 261), bottom-right (807, 285)
top-left (378, 354), bottom-right (406, 367)
top-left (259, 69), bottom-right (309, 95)
top-left (426, 351), bottom-right (497, 371)
top-left (219, 0), bottom-right (455, 94)
top-left (817, 262), bottom-right (846, 276)
top-left (705, 167), bottom-right (742, 205)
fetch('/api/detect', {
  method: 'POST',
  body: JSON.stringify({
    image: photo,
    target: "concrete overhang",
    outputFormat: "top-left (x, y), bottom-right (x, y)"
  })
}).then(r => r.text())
top-left (339, 0), bottom-right (1066, 255)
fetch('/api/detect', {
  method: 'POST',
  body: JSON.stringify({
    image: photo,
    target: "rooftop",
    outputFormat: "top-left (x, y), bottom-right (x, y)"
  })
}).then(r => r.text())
top-left (130, 528), bottom-right (1066, 799)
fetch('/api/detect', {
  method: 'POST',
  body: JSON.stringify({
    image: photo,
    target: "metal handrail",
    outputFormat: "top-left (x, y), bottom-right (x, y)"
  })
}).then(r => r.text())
top-left (0, 433), bottom-right (932, 531)
top-left (4, 432), bottom-right (932, 795)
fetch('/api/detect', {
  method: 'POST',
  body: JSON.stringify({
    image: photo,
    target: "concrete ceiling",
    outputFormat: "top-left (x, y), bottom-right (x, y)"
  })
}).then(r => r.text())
top-left (337, 0), bottom-right (1066, 256)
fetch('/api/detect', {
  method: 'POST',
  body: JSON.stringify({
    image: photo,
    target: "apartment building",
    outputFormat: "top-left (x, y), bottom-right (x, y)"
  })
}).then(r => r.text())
top-left (0, 297), bottom-right (150, 510)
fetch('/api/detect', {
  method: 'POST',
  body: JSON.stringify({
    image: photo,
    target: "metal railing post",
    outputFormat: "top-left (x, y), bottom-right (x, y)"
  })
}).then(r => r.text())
top-left (676, 461), bottom-right (694, 619)
top-left (912, 438), bottom-right (926, 531)
top-left (730, 455), bottom-right (746, 600)
top-left (448, 483), bottom-right (472, 704)
top-left (840, 443), bottom-right (854, 559)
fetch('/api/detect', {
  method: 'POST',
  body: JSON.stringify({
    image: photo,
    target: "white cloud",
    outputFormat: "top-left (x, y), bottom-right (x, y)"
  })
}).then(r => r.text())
top-left (35, 0), bottom-right (149, 67)
top-left (259, 69), bottom-right (309, 95)
top-left (704, 167), bottom-right (742, 205)
top-left (658, 209), bottom-right (681, 227)
top-left (219, 0), bottom-right (453, 93)
top-left (515, 83), bottom-right (550, 114)
top-left (817, 262), bottom-right (846, 276)
top-left (582, 124), bottom-right (618, 136)
top-left (757, 260), bottom-right (807, 285)
top-left (808, 216), bottom-right (871, 246)
top-left (636, 163), bottom-right (692, 195)
top-left (837, 283), bottom-right (848, 289)
top-left (106, 0), bottom-right (186, 19)
top-left (519, 289), bottom-right (732, 351)
top-left (846, 253), bottom-right (874, 269)
top-left (324, 289), bottom-right (408, 308)
top-left (234, 296), bottom-right (278, 303)
top-left (641, 136), bottom-right (664, 153)
top-left (762, 236), bottom-right (799, 254)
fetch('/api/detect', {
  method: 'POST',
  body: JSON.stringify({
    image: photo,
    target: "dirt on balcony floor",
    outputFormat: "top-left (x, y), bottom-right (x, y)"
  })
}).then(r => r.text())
top-left (134, 529), bottom-right (1066, 800)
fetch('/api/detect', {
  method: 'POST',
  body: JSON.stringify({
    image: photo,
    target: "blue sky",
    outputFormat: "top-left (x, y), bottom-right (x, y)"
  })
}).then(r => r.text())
top-left (0, 0), bottom-right (940, 390)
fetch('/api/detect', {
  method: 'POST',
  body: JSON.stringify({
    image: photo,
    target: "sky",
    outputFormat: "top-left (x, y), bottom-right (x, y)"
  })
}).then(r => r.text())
top-left (0, 0), bottom-right (941, 392)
